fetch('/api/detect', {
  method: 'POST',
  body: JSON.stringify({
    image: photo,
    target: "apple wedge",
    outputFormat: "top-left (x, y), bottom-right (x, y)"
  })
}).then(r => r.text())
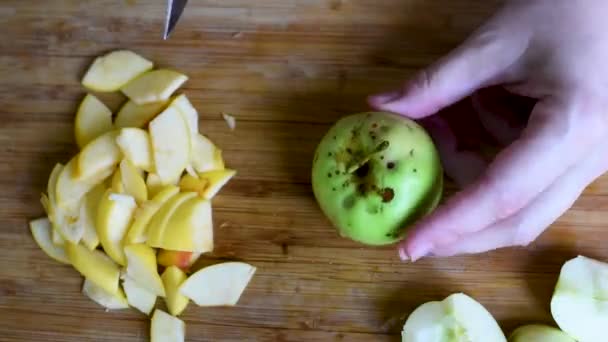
top-left (550, 255), bottom-right (608, 342)
top-left (149, 106), bottom-right (191, 184)
top-left (76, 130), bottom-right (122, 180)
top-left (65, 242), bottom-right (121, 294)
top-left (191, 134), bottom-right (224, 173)
top-left (179, 262), bottom-right (256, 306)
top-left (151, 196), bottom-right (213, 253)
top-left (79, 183), bottom-right (105, 250)
top-left (125, 185), bottom-right (179, 245)
top-left (51, 224), bottom-right (65, 246)
top-left (111, 168), bottom-right (125, 193)
top-left (124, 244), bottom-right (165, 297)
top-left (115, 100), bottom-right (168, 129)
top-left (122, 276), bottom-right (157, 315)
top-left (120, 159), bottom-right (148, 204)
top-left (29, 217), bottom-right (70, 264)
top-left (74, 94), bottom-right (113, 149)
top-left (82, 278), bottom-right (129, 310)
top-left (509, 324), bottom-right (575, 342)
top-left (146, 173), bottom-right (164, 198)
top-left (150, 309), bottom-right (185, 342)
top-left (82, 50), bottom-right (153, 92)
top-left (116, 128), bottom-right (154, 172)
top-left (96, 190), bottom-right (137, 266)
top-left (161, 266), bottom-right (189, 316)
top-left (146, 192), bottom-right (197, 249)
top-left (179, 169), bottom-right (236, 200)
top-left (157, 250), bottom-right (201, 270)
top-left (121, 69), bottom-right (188, 105)
top-left (401, 293), bottom-right (506, 342)
top-left (169, 94), bottom-right (198, 134)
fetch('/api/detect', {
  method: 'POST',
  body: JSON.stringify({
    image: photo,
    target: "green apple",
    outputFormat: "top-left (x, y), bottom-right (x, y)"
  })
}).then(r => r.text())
top-left (508, 324), bottom-right (574, 342)
top-left (311, 111), bottom-right (443, 245)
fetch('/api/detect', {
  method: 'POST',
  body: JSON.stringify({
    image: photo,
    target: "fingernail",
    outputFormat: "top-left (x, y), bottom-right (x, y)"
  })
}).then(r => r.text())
top-left (409, 241), bottom-right (434, 262)
top-left (398, 247), bottom-right (410, 262)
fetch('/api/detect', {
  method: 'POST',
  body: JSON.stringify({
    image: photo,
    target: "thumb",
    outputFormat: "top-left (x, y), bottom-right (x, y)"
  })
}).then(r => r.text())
top-left (369, 29), bottom-right (526, 118)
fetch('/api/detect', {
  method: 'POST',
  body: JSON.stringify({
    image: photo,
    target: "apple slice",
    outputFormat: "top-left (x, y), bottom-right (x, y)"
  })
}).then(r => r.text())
top-left (29, 217), bottom-right (70, 264)
top-left (74, 94), bottom-right (113, 149)
top-left (124, 244), bottom-right (165, 297)
top-left (146, 192), bottom-right (197, 249)
top-left (151, 196), bottom-right (213, 253)
top-left (111, 168), bottom-right (125, 193)
top-left (150, 309), bottom-right (185, 342)
top-left (115, 100), bottom-right (168, 129)
top-left (146, 173), bottom-right (164, 198)
top-left (76, 131), bottom-right (122, 180)
top-left (179, 262), bottom-right (256, 306)
top-left (121, 69), bottom-right (188, 105)
top-left (82, 50), bottom-right (153, 92)
top-left (119, 159), bottom-right (148, 204)
top-left (79, 184), bottom-right (105, 250)
top-left (179, 169), bottom-right (235, 200)
top-left (149, 106), bottom-right (191, 184)
top-left (51, 225), bottom-right (65, 246)
top-left (65, 242), bottom-right (121, 294)
top-left (125, 185), bottom-right (179, 245)
top-left (82, 278), bottom-right (129, 310)
top-left (116, 128), bottom-right (154, 172)
top-left (96, 190), bottom-right (137, 266)
top-left (169, 94), bottom-right (198, 134)
top-left (509, 324), bottom-right (575, 342)
top-left (191, 134), bottom-right (224, 173)
top-left (122, 276), bottom-right (157, 315)
top-left (550, 255), bottom-right (608, 342)
top-left (161, 266), bottom-right (190, 316)
top-left (401, 293), bottom-right (506, 342)
top-left (157, 250), bottom-right (201, 271)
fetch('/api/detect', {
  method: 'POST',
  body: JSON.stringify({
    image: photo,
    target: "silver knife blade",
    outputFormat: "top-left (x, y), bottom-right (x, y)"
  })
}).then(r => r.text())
top-left (163, 0), bottom-right (188, 39)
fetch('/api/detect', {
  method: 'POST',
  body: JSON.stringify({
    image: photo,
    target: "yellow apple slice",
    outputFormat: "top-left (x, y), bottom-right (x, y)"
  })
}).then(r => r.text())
top-left (153, 196), bottom-right (213, 253)
top-left (111, 168), bottom-right (125, 193)
top-left (161, 266), bottom-right (189, 316)
top-left (169, 94), bottom-right (198, 134)
top-left (121, 69), bottom-right (188, 105)
top-left (82, 278), bottom-right (129, 310)
top-left (146, 173), bottom-right (165, 198)
top-left (120, 159), bottom-right (148, 204)
top-left (149, 106), bottom-right (191, 184)
top-left (122, 276), bottom-right (157, 315)
top-left (116, 128), bottom-right (154, 172)
top-left (80, 183), bottom-right (105, 250)
top-left (115, 100), bottom-right (168, 129)
top-left (96, 190), bottom-right (137, 266)
top-left (65, 242), bottom-right (121, 294)
top-left (125, 185), bottom-right (179, 245)
top-left (56, 156), bottom-right (113, 213)
top-left (179, 262), bottom-right (256, 306)
top-left (146, 192), bottom-right (197, 248)
top-left (124, 244), bottom-right (165, 297)
top-left (82, 50), bottom-right (153, 92)
top-left (191, 134), bottom-right (224, 173)
top-left (76, 131), bottom-right (122, 180)
top-left (74, 94), bottom-right (113, 149)
top-left (179, 169), bottom-right (236, 200)
top-left (51, 225), bottom-right (65, 246)
top-left (151, 309), bottom-right (185, 342)
top-left (29, 217), bottom-right (70, 264)
top-left (157, 250), bottom-right (201, 271)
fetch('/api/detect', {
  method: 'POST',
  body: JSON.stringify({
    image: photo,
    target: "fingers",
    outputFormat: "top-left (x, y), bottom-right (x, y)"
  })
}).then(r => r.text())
top-left (368, 27), bottom-right (528, 119)
top-left (399, 97), bottom-right (594, 261)
top-left (431, 141), bottom-right (608, 257)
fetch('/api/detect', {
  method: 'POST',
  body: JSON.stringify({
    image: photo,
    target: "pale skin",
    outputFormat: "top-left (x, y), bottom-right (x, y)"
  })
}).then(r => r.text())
top-left (368, 0), bottom-right (608, 261)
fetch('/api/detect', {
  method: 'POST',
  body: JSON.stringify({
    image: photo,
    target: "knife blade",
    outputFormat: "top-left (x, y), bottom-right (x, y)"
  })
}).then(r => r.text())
top-left (163, 0), bottom-right (188, 39)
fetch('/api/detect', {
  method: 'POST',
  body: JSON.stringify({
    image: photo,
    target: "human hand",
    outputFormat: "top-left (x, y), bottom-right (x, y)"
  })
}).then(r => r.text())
top-left (368, 0), bottom-right (608, 261)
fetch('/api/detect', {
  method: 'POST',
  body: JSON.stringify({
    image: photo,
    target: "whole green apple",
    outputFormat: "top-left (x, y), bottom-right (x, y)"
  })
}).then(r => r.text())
top-left (311, 111), bottom-right (443, 245)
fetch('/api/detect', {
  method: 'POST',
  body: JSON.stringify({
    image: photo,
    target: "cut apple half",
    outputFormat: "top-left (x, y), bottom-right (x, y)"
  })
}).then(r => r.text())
top-left (65, 242), bottom-right (121, 295)
top-left (149, 106), bottom-right (191, 184)
top-left (116, 128), bottom-right (154, 173)
top-left (125, 185), bottom-right (179, 245)
top-left (76, 130), bottom-right (122, 180)
top-left (82, 278), bottom-right (129, 310)
top-left (124, 244), bottom-right (165, 297)
top-left (96, 190), bottom-right (137, 266)
top-left (122, 276), bottom-right (157, 315)
top-left (550, 255), bottom-right (608, 342)
top-left (120, 159), bottom-right (148, 204)
top-left (121, 69), bottom-right (188, 105)
top-left (161, 266), bottom-right (190, 316)
top-left (146, 192), bottom-right (197, 249)
top-left (509, 324), bottom-right (575, 342)
top-left (191, 134), bottom-right (224, 173)
top-left (150, 309), bottom-right (185, 342)
top-left (115, 100), bottom-right (168, 129)
top-left (82, 50), bottom-right (153, 92)
top-left (179, 262), bottom-right (256, 306)
top-left (401, 293), bottom-right (506, 342)
top-left (29, 217), bottom-right (70, 264)
top-left (75, 94), bottom-right (113, 149)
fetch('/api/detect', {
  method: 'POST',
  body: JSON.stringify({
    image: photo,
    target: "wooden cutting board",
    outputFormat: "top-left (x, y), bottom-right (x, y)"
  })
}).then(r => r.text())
top-left (2, 1), bottom-right (607, 341)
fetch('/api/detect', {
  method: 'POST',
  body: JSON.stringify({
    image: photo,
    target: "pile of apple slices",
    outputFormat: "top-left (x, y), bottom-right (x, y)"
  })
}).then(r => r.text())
top-left (29, 50), bottom-right (255, 342)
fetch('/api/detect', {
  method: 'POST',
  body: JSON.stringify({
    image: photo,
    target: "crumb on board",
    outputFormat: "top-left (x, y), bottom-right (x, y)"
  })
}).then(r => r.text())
top-left (222, 113), bottom-right (236, 130)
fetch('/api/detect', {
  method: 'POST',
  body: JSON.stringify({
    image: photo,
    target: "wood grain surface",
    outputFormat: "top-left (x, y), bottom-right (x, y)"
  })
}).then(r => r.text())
top-left (2, 0), bottom-right (607, 341)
